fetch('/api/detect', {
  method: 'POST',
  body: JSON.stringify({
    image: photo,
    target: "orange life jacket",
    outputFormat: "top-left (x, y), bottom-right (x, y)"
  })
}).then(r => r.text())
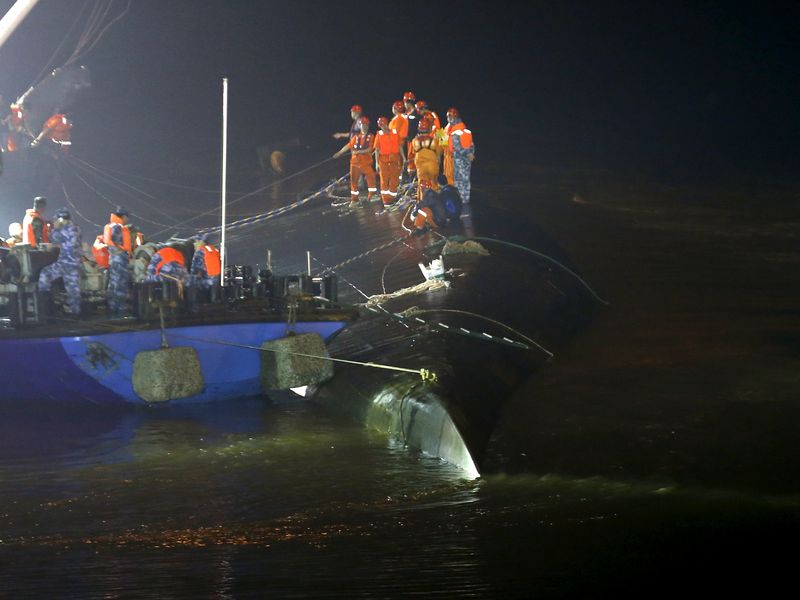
top-left (9, 104), bottom-right (24, 130)
top-left (43, 114), bottom-right (72, 143)
top-left (447, 122), bottom-right (473, 152)
top-left (201, 245), bottom-right (221, 277)
top-left (22, 209), bottom-right (49, 246)
top-left (103, 214), bottom-right (132, 255)
top-left (349, 132), bottom-right (374, 152)
top-left (154, 247), bottom-right (185, 275)
top-left (92, 235), bottom-right (110, 268)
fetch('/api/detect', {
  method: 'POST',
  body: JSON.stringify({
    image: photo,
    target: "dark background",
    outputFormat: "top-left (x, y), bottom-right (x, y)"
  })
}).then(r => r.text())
top-left (1, 0), bottom-right (797, 193)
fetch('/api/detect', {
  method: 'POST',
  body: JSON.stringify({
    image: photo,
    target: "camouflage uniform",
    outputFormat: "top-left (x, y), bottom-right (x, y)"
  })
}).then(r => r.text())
top-left (38, 221), bottom-right (83, 314)
top-left (146, 253), bottom-right (190, 285)
top-left (190, 246), bottom-right (217, 289)
top-left (106, 223), bottom-right (131, 316)
top-left (452, 132), bottom-right (474, 204)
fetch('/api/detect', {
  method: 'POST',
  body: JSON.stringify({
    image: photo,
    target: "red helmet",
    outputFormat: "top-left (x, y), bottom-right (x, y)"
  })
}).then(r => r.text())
top-left (377, 116), bottom-right (389, 128)
top-left (403, 91), bottom-right (416, 103)
top-left (418, 115), bottom-right (434, 132)
top-left (392, 100), bottom-right (404, 113)
top-left (350, 104), bottom-right (362, 113)
top-left (358, 115), bottom-right (370, 125)
top-left (414, 100), bottom-right (428, 112)
top-left (446, 107), bottom-right (460, 119)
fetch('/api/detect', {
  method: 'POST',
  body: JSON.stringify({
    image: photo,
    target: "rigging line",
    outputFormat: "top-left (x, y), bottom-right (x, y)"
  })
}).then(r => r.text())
top-left (311, 257), bottom-right (371, 301)
top-left (149, 155), bottom-right (340, 236)
top-left (196, 175), bottom-right (348, 236)
top-left (67, 0), bottom-right (130, 66)
top-left (65, 162), bottom-right (177, 230)
top-left (26, 0), bottom-right (91, 90)
top-left (468, 236), bottom-right (610, 306)
top-left (56, 165), bottom-right (103, 229)
top-left (69, 0), bottom-right (106, 60)
top-left (409, 308), bottom-right (554, 359)
top-left (64, 156), bottom-right (181, 227)
top-left (74, 160), bottom-right (245, 195)
top-left (72, 0), bottom-right (131, 62)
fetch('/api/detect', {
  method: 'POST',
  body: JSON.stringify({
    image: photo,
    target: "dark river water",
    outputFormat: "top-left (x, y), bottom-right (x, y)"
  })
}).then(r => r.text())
top-left (2, 165), bottom-right (799, 598)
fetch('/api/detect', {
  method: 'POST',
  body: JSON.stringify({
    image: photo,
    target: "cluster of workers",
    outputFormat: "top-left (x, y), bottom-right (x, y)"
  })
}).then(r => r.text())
top-left (331, 91), bottom-right (474, 224)
top-left (1, 197), bottom-right (221, 319)
top-left (1, 99), bottom-right (73, 152)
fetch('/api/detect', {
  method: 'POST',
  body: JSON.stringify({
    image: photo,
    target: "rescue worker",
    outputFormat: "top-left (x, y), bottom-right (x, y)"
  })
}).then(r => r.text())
top-left (92, 234), bottom-right (109, 269)
top-left (3, 101), bottom-right (27, 152)
top-left (402, 92), bottom-right (419, 152)
top-left (38, 207), bottom-right (83, 315)
top-left (190, 234), bottom-right (221, 288)
top-left (333, 115), bottom-right (377, 204)
top-left (389, 101), bottom-right (409, 148)
top-left (374, 116), bottom-right (403, 209)
top-left (446, 108), bottom-right (475, 204)
top-left (414, 101), bottom-right (441, 131)
top-left (407, 115), bottom-right (441, 198)
top-left (146, 244), bottom-right (189, 284)
top-left (6, 222), bottom-right (22, 246)
top-left (409, 182), bottom-right (462, 234)
top-left (103, 206), bottom-right (133, 317)
top-left (22, 196), bottom-right (49, 246)
top-left (31, 112), bottom-right (72, 150)
top-left (333, 104), bottom-right (363, 140)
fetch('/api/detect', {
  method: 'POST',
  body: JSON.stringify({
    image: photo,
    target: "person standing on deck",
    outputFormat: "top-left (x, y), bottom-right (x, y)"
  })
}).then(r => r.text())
top-left (414, 100), bottom-right (441, 131)
top-left (407, 115), bottom-right (441, 198)
top-left (103, 207), bottom-right (133, 317)
top-left (190, 234), bottom-right (221, 289)
top-left (445, 108), bottom-right (475, 204)
top-left (332, 104), bottom-right (363, 141)
top-left (374, 117), bottom-right (403, 209)
top-left (22, 196), bottom-right (49, 247)
top-left (333, 116), bottom-right (377, 204)
top-left (38, 208), bottom-right (83, 315)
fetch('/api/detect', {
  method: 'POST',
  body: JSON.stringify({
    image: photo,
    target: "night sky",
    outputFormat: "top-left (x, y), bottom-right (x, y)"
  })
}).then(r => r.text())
top-left (1, 0), bottom-right (798, 214)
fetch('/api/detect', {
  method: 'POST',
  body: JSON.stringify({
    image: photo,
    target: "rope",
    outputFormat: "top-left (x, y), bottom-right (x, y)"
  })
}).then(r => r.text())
top-left (162, 331), bottom-right (437, 383)
top-left (197, 175), bottom-right (349, 236)
top-left (149, 155), bottom-right (341, 238)
top-left (320, 236), bottom-right (408, 274)
top-left (444, 235), bottom-right (610, 306)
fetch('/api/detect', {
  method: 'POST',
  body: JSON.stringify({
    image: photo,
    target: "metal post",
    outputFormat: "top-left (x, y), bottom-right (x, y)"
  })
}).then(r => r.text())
top-left (306, 251), bottom-right (312, 276)
top-left (0, 0), bottom-right (40, 51)
top-left (219, 77), bottom-right (229, 287)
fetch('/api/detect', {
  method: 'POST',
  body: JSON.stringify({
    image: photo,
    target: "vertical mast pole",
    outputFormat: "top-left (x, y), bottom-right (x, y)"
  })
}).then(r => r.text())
top-left (0, 0), bottom-right (40, 51)
top-left (219, 77), bottom-right (228, 287)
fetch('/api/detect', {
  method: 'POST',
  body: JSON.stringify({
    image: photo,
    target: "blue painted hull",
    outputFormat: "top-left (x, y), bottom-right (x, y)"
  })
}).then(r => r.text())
top-left (1, 321), bottom-right (347, 407)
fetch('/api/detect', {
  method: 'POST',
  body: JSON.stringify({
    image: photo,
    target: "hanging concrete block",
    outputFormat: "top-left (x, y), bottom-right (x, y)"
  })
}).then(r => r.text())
top-left (132, 346), bottom-right (205, 403)
top-left (260, 333), bottom-right (334, 390)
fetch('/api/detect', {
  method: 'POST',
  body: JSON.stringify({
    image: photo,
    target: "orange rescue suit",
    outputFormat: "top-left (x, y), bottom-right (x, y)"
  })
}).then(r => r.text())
top-left (43, 114), bottom-right (72, 145)
top-left (348, 132), bottom-right (377, 199)
top-left (375, 129), bottom-right (402, 205)
top-left (389, 113), bottom-right (408, 146)
top-left (408, 134), bottom-right (441, 196)
top-left (103, 214), bottom-right (132, 255)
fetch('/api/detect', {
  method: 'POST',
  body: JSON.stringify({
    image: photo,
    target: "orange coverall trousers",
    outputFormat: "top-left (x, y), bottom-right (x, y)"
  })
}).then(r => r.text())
top-left (350, 155), bottom-right (377, 200)
top-left (378, 154), bottom-right (402, 205)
